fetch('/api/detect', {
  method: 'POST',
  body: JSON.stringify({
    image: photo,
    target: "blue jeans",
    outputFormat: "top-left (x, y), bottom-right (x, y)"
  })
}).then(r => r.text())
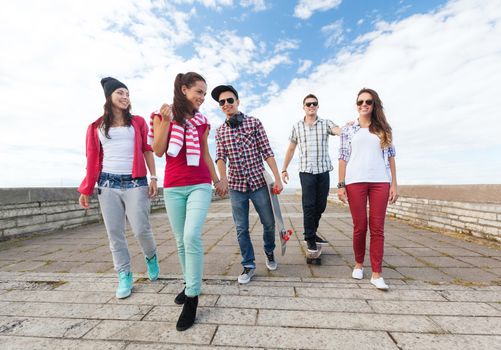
top-left (97, 172), bottom-right (156, 273)
top-left (229, 186), bottom-right (275, 268)
top-left (164, 184), bottom-right (212, 297)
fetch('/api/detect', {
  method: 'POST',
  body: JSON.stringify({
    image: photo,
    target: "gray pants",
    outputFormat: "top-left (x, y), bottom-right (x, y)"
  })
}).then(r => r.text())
top-left (98, 186), bottom-right (157, 273)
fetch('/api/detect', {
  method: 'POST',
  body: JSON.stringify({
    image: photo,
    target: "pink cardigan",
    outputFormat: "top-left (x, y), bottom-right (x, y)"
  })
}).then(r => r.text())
top-left (78, 116), bottom-right (152, 196)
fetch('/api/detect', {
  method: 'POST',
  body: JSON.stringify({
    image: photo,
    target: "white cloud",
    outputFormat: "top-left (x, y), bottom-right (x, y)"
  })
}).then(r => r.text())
top-left (294, 0), bottom-right (342, 20)
top-left (253, 0), bottom-right (501, 187)
top-left (274, 39), bottom-right (300, 52)
top-left (321, 19), bottom-right (344, 47)
top-left (240, 0), bottom-right (268, 12)
top-left (297, 59), bottom-right (313, 74)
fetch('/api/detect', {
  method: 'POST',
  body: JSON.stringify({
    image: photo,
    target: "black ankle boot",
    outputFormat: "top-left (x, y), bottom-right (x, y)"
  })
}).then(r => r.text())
top-left (176, 295), bottom-right (198, 331)
top-left (174, 288), bottom-right (186, 305)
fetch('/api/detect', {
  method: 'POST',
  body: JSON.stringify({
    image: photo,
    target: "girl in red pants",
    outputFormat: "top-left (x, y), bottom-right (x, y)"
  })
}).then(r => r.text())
top-left (337, 88), bottom-right (398, 290)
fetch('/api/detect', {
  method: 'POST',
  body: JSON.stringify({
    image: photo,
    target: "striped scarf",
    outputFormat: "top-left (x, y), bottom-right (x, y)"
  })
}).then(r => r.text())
top-left (148, 112), bottom-right (208, 166)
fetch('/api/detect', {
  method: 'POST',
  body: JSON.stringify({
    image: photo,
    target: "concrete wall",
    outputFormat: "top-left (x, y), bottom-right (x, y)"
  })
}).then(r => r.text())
top-left (328, 185), bottom-right (501, 242)
top-left (0, 188), bottom-right (167, 240)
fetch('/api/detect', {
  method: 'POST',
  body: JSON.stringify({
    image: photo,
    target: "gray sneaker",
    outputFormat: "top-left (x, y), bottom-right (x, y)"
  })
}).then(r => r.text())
top-left (265, 251), bottom-right (278, 271)
top-left (238, 267), bottom-right (255, 284)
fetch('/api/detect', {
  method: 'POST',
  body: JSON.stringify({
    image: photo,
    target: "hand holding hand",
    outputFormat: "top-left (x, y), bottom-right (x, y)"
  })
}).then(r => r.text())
top-left (281, 171), bottom-right (289, 184)
top-left (337, 188), bottom-right (348, 204)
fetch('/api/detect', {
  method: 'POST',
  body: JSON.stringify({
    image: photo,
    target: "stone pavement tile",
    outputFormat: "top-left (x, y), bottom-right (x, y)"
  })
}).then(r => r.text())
top-left (489, 303), bottom-right (501, 312)
top-left (390, 333), bottom-right (501, 350)
top-left (399, 247), bottom-right (444, 257)
top-left (0, 260), bottom-right (15, 269)
top-left (368, 300), bottom-right (501, 316)
top-left (419, 256), bottom-right (472, 268)
top-left (0, 335), bottom-right (126, 350)
top-left (384, 239), bottom-right (426, 248)
top-left (309, 265), bottom-right (353, 278)
top-left (1, 260), bottom-right (48, 272)
top-left (383, 255), bottom-right (427, 267)
top-left (382, 247), bottom-right (410, 256)
top-left (431, 316), bottom-right (501, 335)
top-left (440, 268), bottom-right (498, 283)
top-left (68, 262), bottom-right (114, 273)
top-left (437, 290), bottom-right (501, 302)
top-left (31, 261), bottom-right (88, 273)
top-left (0, 300), bottom-right (152, 320)
top-left (379, 268), bottom-right (406, 279)
top-left (107, 293), bottom-right (218, 307)
top-left (433, 247), bottom-right (483, 257)
top-left (476, 247), bottom-right (501, 257)
top-left (457, 256), bottom-right (501, 268)
top-left (84, 320), bottom-right (216, 344)
top-left (238, 285), bottom-right (295, 297)
top-left (395, 267), bottom-right (453, 283)
top-left (0, 315), bottom-right (100, 338)
top-left (54, 280), bottom-right (165, 293)
top-left (257, 309), bottom-right (442, 333)
top-left (312, 254), bottom-right (349, 266)
top-left (125, 344), bottom-right (264, 350)
top-left (0, 290), bottom-right (113, 304)
top-left (212, 325), bottom-right (398, 349)
top-left (295, 287), bottom-right (446, 301)
top-left (216, 295), bottom-right (368, 312)
top-left (144, 305), bottom-right (257, 325)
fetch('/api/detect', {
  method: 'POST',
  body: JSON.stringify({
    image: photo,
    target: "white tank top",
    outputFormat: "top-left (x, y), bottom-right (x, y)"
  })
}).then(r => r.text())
top-left (345, 128), bottom-right (390, 185)
top-left (98, 126), bottom-right (135, 175)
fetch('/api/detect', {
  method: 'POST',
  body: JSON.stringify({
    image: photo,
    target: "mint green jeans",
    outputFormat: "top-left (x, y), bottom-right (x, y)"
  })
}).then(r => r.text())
top-left (164, 184), bottom-right (212, 296)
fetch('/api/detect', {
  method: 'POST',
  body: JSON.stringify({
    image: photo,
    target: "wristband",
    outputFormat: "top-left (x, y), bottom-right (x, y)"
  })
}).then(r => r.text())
top-left (213, 179), bottom-right (220, 185)
top-left (281, 170), bottom-right (287, 173)
top-left (337, 181), bottom-right (345, 188)
top-left (150, 176), bottom-right (158, 181)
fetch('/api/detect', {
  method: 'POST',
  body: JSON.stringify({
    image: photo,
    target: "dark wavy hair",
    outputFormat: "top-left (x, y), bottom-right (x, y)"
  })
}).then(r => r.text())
top-left (357, 88), bottom-right (392, 148)
top-left (101, 96), bottom-right (132, 139)
top-left (172, 72), bottom-right (206, 124)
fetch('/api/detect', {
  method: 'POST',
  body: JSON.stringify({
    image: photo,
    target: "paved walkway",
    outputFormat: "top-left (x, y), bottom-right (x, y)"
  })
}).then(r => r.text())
top-left (0, 195), bottom-right (500, 349)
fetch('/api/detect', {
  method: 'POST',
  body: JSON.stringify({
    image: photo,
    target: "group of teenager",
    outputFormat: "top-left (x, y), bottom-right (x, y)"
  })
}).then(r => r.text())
top-left (78, 72), bottom-right (398, 331)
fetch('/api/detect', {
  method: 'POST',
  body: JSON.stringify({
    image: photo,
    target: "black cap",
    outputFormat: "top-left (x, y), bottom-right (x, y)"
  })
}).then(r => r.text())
top-left (100, 77), bottom-right (128, 97)
top-left (211, 85), bottom-right (239, 102)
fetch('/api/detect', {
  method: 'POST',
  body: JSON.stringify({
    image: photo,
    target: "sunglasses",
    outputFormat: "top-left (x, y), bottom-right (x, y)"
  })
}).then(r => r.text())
top-left (219, 97), bottom-right (235, 106)
top-left (356, 99), bottom-right (373, 106)
top-left (304, 101), bottom-right (318, 107)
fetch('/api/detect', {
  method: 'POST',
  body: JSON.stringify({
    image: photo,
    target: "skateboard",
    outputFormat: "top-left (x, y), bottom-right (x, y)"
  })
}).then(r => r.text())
top-left (263, 171), bottom-right (293, 256)
top-left (303, 241), bottom-right (322, 265)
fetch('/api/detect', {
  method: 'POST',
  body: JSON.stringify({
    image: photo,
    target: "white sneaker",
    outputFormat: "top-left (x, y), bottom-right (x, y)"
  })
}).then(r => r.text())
top-left (238, 267), bottom-right (255, 284)
top-left (352, 267), bottom-right (364, 280)
top-left (265, 251), bottom-right (277, 271)
top-left (370, 277), bottom-right (389, 290)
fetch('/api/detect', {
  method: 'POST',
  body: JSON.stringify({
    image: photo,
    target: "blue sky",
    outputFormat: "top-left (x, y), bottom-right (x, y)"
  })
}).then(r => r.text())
top-left (0, 0), bottom-right (500, 188)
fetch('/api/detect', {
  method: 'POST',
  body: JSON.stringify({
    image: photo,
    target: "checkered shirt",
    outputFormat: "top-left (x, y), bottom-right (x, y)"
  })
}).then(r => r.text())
top-left (289, 117), bottom-right (338, 174)
top-left (215, 114), bottom-right (274, 192)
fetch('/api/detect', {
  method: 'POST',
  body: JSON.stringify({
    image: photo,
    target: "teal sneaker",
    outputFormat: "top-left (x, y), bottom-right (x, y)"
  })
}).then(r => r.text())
top-left (145, 254), bottom-right (160, 281)
top-left (116, 271), bottom-right (133, 299)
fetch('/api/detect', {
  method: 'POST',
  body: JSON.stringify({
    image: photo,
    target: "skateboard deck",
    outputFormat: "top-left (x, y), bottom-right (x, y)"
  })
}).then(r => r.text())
top-left (263, 171), bottom-right (292, 256)
top-left (303, 241), bottom-right (322, 265)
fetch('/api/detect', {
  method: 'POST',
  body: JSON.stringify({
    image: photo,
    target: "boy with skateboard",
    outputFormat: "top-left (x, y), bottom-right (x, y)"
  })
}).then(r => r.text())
top-left (281, 94), bottom-right (341, 262)
top-left (212, 85), bottom-right (283, 284)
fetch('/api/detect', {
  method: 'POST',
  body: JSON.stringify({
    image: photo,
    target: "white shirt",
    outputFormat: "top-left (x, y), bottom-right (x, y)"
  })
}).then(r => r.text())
top-left (98, 126), bottom-right (135, 175)
top-left (345, 128), bottom-right (391, 185)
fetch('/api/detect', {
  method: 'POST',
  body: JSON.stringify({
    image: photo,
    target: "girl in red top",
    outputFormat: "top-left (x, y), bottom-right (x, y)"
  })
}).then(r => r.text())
top-left (151, 72), bottom-right (222, 331)
top-left (78, 77), bottom-right (160, 299)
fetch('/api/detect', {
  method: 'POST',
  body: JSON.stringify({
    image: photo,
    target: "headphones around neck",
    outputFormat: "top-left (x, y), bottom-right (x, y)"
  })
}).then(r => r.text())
top-left (226, 113), bottom-right (244, 129)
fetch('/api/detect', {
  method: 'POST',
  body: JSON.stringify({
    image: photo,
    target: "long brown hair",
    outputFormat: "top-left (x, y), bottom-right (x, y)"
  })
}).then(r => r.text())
top-left (357, 88), bottom-right (392, 148)
top-left (172, 72), bottom-right (206, 124)
top-left (101, 96), bottom-right (132, 139)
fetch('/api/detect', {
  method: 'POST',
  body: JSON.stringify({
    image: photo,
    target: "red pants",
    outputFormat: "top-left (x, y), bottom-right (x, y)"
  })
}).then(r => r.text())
top-left (346, 182), bottom-right (390, 273)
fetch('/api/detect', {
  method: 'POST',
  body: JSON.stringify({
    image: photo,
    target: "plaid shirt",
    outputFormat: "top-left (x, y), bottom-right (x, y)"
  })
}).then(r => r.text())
top-left (215, 114), bottom-right (274, 192)
top-left (289, 117), bottom-right (338, 174)
top-left (338, 120), bottom-right (396, 175)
